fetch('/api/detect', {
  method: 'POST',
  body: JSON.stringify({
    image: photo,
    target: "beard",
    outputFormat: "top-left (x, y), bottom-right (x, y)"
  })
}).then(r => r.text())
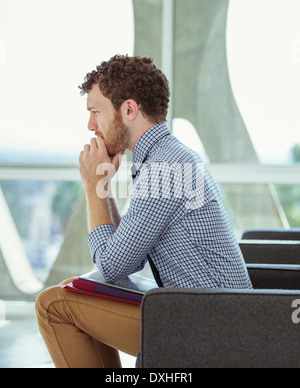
top-left (98, 111), bottom-right (131, 158)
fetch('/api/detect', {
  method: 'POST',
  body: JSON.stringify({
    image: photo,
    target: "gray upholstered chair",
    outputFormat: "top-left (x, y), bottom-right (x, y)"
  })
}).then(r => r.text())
top-left (242, 228), bottom-right (300, 241)
top-left (239, 240), bottom-right (300, 265)
top-left (239, 229), bottom-right (300, 265)
top-left (137, 264), bottom-right (300, 368)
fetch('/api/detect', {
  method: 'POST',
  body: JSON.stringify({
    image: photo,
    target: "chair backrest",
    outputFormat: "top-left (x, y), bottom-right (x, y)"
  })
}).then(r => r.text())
top-left (139, 288), bottom-right (300, 368)
top-left (248, 264), bottom-right (300, 290)
top-left (242, 228), bottom-right (300, 241)
top-left (239, 240), bottom-right (300, 265)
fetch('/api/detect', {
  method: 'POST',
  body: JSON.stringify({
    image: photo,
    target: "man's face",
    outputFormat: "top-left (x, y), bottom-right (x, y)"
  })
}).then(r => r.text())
top-left (87, 83), bottom-right (131, 157)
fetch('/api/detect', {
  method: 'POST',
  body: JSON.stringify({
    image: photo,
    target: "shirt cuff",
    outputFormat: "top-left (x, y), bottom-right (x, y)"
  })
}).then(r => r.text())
top-left (88, 224), bottom-right (116, 261)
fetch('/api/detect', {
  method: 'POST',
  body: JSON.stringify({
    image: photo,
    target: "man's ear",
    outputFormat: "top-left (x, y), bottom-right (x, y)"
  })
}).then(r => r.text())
top-left (121, 99), bottom-right (139, 122)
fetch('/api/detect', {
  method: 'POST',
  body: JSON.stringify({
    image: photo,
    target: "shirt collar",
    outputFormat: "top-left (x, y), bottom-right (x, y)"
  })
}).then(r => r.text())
top-left (132, 122), bottom-right (171, 164)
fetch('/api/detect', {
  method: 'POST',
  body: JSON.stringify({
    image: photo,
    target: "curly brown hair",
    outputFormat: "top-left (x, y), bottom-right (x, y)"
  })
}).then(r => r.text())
top-left (79, 55), bottom-right (170, 123)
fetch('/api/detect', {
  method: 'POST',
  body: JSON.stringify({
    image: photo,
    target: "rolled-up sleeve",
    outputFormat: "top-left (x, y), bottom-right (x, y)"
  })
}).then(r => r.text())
top-left (88, 224), bottom-right (117, 262)
top-left (88, 222), bottom-right (148, 281)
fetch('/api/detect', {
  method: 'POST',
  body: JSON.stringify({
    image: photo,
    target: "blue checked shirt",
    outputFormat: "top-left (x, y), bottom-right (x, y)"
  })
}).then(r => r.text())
top-left (88, 122), bottom-right (253, 289)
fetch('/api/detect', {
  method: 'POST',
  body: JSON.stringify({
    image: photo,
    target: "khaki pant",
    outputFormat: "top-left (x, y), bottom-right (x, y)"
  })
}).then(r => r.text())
top-left (35, 278), bottom-right (141, 368)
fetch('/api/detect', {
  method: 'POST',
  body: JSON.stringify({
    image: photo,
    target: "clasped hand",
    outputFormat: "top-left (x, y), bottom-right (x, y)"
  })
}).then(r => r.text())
top-left (79, 137), bottom-right (124, 197)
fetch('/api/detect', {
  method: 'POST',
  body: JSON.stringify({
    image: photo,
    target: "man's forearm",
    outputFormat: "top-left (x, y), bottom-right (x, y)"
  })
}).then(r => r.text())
top-left (107, 196), bottom-right (121, 228)
top-left (85, 189), bottom-right (113, 233)
top-left (78, 135), bottom-right (124, 232)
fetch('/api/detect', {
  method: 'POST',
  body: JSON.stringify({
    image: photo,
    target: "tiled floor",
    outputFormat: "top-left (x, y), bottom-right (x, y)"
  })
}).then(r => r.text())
top-left (0, 302), bottom-right (136, 368)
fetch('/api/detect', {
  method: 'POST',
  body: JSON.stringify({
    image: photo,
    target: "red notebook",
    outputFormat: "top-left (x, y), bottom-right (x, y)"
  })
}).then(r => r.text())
top-left (63, 282), bottom-right (141, 305)
top-left (63, 270), bottom-right (157, 306)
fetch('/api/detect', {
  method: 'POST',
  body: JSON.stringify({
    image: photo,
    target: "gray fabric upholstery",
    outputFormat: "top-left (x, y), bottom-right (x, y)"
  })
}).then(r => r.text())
top-left (248, 264), bottom-right (300, 290)
top-left (139, 288), bottom-right (300, 368)
top-left (239, 240), bottom-right (300, 265)
top-left (138, 264), bottom-right (300, 368)
top-left (242, 229), bottom-right (300, 241)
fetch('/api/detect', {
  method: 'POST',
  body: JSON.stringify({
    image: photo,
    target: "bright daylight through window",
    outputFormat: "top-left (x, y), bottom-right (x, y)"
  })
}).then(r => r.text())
top-left (0, 0), bottom-right (134, 158)
top-left (226, 0), bottom-right (300, 228)
top-left (0, 0), bottom-right (300, 370)
top-left (0, 0), bottom-right (134, 281)
top-left (0, 0), bottom-right (300, 282)
top-left (227, 0), bottom-right (300, 165)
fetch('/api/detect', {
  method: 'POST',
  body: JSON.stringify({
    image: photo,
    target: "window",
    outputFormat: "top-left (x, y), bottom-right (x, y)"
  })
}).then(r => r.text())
top-left (0, 0), bottom-right (134, 161)
top-left (0, 0), bottom-right (135, 282)
top-left (227, 0), bottom-right (300, 164)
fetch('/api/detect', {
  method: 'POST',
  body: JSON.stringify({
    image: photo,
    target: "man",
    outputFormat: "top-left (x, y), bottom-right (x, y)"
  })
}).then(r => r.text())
top-left (35, 55), bottom-right (252, 368)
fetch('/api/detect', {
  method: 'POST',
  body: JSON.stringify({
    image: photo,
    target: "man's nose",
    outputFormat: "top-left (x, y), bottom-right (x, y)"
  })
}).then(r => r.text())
top-left (88, 114), bottom-right (97, 132)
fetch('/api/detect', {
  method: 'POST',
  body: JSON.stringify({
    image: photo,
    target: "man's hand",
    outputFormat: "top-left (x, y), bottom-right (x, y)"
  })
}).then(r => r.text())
top-left (79, 137), bottom-right (124, 195)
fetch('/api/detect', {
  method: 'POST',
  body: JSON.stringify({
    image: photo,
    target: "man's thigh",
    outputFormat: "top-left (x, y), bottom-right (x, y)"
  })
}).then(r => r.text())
top-left (36, 279), bottom-right (141, 356)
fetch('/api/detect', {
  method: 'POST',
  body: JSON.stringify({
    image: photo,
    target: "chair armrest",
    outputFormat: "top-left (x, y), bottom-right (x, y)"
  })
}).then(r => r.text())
top-left (139, 288), bottom-right (300, 368)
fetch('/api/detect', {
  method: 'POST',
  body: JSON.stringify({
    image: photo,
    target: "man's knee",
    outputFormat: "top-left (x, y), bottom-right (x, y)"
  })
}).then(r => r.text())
top-left (35, 277), bottom-right (76, 316)
top-left (35, 284), bottom-right (65, 323)
top-left (35, 277), bottom-right (78, 325)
